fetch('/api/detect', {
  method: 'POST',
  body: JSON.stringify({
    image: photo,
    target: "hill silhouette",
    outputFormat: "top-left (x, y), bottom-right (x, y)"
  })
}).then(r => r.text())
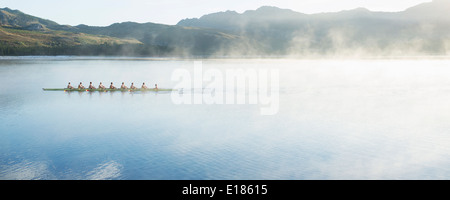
top-left (2, 0), bottom-right (450, 57)
top-left (177, 0), bottom-right (450, 56)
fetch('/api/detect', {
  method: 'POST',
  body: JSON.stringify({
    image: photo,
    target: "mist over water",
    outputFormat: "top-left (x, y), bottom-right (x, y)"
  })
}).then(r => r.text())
top-left (1, 57), bottom-right (450, 180)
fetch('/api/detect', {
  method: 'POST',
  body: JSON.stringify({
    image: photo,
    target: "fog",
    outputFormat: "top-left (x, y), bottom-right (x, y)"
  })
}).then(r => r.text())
top-left (173, 0), bottom-right (450, 58)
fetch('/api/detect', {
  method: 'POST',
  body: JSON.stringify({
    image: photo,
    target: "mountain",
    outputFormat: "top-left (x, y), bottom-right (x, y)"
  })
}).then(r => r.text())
top-left (177, 0), bottom-right (450, 56)
top-left (0, 7), bottom-right (145, 56)
top-left (0, 7), bottom-right (244, 56)
top-left (0, 7), bottom-right (59, 30)
top-left (70, 22), bottom-right (244, 55)
top-left (400, 0), bottom-right (450, 21)
top-left (178, 6), bottom-right (308, 33)
top-left (2, 0), bottom-right (450, 57)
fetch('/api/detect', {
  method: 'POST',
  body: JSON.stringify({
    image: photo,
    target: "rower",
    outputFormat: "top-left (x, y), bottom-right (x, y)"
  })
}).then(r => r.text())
top-left (155, 84), bottom-right (158, 90)
top-left (67, 82), bottom-right (74, 89)
top-left (78, 82), bottom-right (85, 89)
top-left (121, 82), bottom-right (128, 89)
top-left (142, 82), bottom-right (148, 89)
top-left (89, 82), bottom-right (96, 89)
top-left (130, 82), bottom-right (137, 89)
top-left (99, 82), bottom-right (106, 89)
top-left (110, 82), bottom-right (116, 89)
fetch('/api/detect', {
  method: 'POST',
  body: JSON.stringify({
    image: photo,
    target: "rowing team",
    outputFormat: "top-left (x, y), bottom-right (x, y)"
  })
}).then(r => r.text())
top-left (66, 82), bottom-right (158, 90)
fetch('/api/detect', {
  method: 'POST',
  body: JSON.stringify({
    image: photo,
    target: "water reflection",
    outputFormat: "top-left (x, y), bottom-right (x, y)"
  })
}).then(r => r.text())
top-left (0, 160), bottom-right (53, 180)
top-left (86, 161), bottom-right (123, 180)
top-left (0, 159), bottom-right (123, 180)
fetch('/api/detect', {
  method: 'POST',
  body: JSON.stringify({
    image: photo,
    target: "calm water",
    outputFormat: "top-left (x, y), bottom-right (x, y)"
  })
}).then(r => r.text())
top-left (1, 56), bottom-right (450, 180)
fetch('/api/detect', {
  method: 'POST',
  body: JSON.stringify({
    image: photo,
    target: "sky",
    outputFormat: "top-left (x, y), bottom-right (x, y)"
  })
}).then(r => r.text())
top-left (1, 0), bottom-right (431, 26)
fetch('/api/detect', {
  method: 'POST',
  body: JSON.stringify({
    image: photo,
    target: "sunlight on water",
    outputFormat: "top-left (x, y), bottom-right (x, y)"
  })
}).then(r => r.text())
top-left (86, 160), bottom-right (123, 180)
top-left (1, 57), bottom-right (450, 179)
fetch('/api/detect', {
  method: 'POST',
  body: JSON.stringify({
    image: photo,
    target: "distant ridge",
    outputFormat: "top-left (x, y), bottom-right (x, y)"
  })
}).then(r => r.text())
top-left (400, 0), bottom-right (450, 21)
top-left (2, 0), bottom-right (450, 57)
top-left (176, 0), bottom-right (450, 56)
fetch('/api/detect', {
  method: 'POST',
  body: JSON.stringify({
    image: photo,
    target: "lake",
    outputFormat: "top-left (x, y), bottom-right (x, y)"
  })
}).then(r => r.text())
top-left (1, 56), bottom-right (450, 180)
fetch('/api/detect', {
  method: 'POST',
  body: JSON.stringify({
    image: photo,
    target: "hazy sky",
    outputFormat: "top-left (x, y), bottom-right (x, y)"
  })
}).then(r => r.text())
top-left (1, 0), bottom-right (431, 26)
